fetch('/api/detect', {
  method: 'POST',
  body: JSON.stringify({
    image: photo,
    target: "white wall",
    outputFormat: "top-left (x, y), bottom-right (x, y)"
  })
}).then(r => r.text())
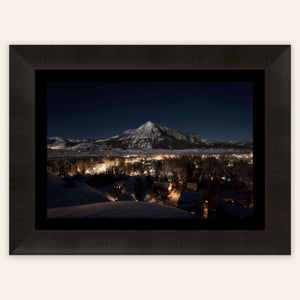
top-left (0, 1), bottom-right (298, 299)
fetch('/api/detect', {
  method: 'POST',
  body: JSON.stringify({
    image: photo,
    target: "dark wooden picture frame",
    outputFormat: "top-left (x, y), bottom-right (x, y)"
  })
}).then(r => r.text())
top-left (10, 45), bottom-right (291, 254)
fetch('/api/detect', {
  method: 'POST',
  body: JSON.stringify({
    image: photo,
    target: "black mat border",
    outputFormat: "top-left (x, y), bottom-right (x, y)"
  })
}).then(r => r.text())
top-left (36, 70), bottom-right (264, 230)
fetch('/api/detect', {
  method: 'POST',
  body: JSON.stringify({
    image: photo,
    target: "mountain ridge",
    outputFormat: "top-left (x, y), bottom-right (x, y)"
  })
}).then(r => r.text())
top-left (48, 121), bottom-right (252, 151)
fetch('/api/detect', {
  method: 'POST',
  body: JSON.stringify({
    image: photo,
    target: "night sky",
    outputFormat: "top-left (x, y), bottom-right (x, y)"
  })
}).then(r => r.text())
top-left (47, 81), bottom-right (253, 142)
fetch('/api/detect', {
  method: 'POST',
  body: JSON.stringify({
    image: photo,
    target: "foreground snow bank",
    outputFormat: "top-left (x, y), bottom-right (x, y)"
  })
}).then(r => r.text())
top-left (48, 201), bottom-right (197, 219)
top-left (47, 173), bottom-right (110, 209)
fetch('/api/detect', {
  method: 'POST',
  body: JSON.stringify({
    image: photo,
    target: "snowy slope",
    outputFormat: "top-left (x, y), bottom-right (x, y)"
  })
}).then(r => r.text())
top-left (47, 173), bottom-right (110, 209)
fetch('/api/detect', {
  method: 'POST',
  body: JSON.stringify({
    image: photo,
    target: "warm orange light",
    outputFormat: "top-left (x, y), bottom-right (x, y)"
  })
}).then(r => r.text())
top-left (96, 163), bottom-right (106, 173)
top-left (153, 155), bottom-right (163, 160)
top-left (203, 207), bottom-right (208, 219)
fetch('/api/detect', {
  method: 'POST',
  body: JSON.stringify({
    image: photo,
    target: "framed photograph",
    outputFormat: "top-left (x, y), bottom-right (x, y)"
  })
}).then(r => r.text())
top-left (10, 45), bottom-right (290, 254)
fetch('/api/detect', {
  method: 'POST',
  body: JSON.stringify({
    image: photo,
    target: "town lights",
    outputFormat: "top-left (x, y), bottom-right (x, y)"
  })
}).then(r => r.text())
top-left (96, 163), bottom-right (106, 173)
top-left (153, 155), bottom-right (163, 160)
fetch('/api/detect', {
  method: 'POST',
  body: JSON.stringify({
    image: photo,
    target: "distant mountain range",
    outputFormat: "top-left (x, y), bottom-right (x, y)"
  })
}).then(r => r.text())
top-left (47, 121), bottom-right (252, 152)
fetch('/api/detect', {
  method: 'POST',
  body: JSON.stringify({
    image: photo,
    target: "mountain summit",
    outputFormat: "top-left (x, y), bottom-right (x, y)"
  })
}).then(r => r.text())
top-left (104, 121), bottom-right (214, 149)
top-left (139, 121), bottom-right (156, 129)
top-left (48, 121), bottom-right (252, 151)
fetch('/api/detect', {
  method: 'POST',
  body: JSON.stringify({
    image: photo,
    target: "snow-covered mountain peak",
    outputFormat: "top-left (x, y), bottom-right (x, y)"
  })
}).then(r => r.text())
top-left (138, 121), bottom-right (156, 130)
